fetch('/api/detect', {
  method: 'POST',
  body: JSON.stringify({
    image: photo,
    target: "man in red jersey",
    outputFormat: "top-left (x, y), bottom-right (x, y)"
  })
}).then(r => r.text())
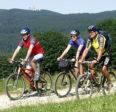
top-left (9, 27), bottom-right (45, 89)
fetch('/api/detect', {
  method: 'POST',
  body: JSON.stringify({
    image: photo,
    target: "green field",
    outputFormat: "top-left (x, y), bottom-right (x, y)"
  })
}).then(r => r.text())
top-left (1, 94), bottom-right (116, 112)
top-left (0, 79), bottom-right (5, 94)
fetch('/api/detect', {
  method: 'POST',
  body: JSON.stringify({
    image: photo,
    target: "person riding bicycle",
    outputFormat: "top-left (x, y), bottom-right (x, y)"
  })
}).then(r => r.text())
top-left (57, 30), bottom-right (86, 77)
top-left (9, 27), bottom-right (45, 89)
top-left (79, 25), bottom-right (112, 89)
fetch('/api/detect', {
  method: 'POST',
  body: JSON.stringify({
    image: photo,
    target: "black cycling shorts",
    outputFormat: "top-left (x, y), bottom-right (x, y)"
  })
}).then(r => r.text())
top-left (99, 56), bottom-right (111, 67)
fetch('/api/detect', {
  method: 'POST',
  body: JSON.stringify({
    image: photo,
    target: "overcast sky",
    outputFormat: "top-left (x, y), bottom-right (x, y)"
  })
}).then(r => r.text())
top-left (1, 0), bottom-right (116, 14)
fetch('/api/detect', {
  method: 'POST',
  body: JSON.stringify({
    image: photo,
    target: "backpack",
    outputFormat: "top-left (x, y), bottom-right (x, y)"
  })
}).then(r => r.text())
top-left (99, 30), bottom-right (112, 56)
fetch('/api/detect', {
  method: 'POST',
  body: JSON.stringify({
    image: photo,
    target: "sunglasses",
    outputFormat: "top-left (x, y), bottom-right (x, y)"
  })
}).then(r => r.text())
top-left (21, 33), bottom-right (28, 36)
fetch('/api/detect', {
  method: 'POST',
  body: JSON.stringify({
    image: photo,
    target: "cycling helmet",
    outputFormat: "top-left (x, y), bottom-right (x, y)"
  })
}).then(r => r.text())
top-left (20, 27), bottom-right (31, 35)
top-left (88, 25), bottom-right (98, 32)
top-left (70, 30), bottom-right (80, 36)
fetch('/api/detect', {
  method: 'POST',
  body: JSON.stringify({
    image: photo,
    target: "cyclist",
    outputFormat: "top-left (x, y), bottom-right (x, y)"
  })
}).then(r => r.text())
top-left (9, 27), bottom-right (45, 89)
top-left (79, 25), bottom-right (112, 88)
top-left (57, 30), bottom-right (86, 77)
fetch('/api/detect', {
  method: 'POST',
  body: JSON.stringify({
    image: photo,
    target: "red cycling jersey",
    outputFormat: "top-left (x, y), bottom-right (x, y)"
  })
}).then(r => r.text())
top-left (18, 35), bottom-right (45, 56)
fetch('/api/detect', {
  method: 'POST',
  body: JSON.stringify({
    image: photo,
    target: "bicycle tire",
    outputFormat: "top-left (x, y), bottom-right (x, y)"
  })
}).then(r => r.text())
top-left (75, 75), bottom-right (93, 99)
top-left (36, 71), bottom-right (52, 93)
top-left (55, 72), bottom-right (72, 97)
top-left (91, 72), bottom-right (107, 96)
top-left (109, 71), bottom-right (116, 82)
top-left (101, 71), bottom-right (116, 95)
top-left (5, 73), bottom-right (25, 100)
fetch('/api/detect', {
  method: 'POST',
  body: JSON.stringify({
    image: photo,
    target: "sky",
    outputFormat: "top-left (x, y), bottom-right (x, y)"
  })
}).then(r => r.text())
top-left (0, 0), bottom-right (116, 14)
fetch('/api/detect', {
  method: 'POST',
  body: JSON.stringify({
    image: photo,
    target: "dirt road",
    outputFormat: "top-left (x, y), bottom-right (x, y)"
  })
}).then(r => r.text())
top-left (0, 83), bottom-right (116, 110)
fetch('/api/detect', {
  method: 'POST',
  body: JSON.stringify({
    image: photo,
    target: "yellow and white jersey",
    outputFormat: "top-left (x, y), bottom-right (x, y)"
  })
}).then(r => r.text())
top-left (86, 34), bottom-right (106, 54)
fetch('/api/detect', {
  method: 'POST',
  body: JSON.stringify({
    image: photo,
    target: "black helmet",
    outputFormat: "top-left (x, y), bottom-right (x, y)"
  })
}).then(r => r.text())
top-left (20, 27), bottom-right (31, 35)
top-left (70, 30), bottom-right (80, 36)
top-left (88, 25), bottom-right (98, 32)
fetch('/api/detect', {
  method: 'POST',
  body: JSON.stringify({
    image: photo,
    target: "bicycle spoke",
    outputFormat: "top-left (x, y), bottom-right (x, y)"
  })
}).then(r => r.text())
top-left (5, 74), bottom-right (25, 100)
top-left (76, 75), bottom-right (93, 99)
top-left (55, 72), bottom-right (71, 97)
top-left (36, 72), bottom-right (52, 94)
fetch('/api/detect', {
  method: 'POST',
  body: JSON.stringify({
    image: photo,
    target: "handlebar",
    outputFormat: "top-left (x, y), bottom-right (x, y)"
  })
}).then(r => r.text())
top-left (57, 59), bottom-right (93, 64)
top-left (12, 58), bottom-right (23, 63)
top-left (9, 58), bottom-right (27, 66)
top-left (80, 61), bottom-right (92, 64)
top-left (57, 58), bottom-right (76, 62)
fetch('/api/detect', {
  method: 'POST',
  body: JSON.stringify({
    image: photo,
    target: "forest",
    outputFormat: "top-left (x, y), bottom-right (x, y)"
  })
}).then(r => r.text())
top-left (0, 9), bottom-right (116, 79)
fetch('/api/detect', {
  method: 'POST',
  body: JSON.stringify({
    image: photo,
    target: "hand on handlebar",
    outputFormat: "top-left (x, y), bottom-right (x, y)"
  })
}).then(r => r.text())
top-left (91, 60), bottom-right (98, 64)
top-left (78, 59), bottom-right (83, 64)
top-left (9, 58), bottom-right (14, 64)
top-left (57, 57), bottom-right (62, 61)
top-left (21, 59), bottom-right (27, 65)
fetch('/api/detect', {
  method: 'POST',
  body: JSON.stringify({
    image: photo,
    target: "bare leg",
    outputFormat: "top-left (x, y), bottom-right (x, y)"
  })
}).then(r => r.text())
top-left (79, 63), bottom-right (84, 75)
top-left (31, 60), bottom-right (40, 88)
top-left (74, 67), bottom-right (79, 78)
top-left (89, 63), bottom-right (96, 81)
top-left (102, 66), bottom-right (111, 84)
top-left (90, 63), bottom-right (95, 76)
top-left (31, 59), bottom-right (37, 73)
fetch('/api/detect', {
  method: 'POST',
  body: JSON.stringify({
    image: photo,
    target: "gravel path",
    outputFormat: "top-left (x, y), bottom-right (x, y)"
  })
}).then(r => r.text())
top-left (0, 83), bottom-right (116, 110)
top-left (0, 92), bottom-right (76, 110)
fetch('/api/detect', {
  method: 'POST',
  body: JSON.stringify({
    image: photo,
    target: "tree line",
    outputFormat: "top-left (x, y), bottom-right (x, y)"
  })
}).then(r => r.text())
top-left (0, 19), bottom-right (116, 79)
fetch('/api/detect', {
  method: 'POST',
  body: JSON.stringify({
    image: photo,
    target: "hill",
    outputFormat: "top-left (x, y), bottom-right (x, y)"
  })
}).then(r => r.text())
top-left (0, 9), bottom-right (116, 54)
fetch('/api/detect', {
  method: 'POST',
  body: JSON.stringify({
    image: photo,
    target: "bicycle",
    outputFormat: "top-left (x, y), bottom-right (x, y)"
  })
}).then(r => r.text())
top-left (55, 59), bottom-right (78, 97)
top-left (108, 64), bottom-right (116, 82)
top-left (5, 59), bottom-right (52, 100)
top-left (75, 61), bottom-right (116, 99)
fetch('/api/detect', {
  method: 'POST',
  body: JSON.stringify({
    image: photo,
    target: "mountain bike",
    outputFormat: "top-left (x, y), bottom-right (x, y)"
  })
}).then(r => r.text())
top-left (75, 61), bottom-right (116, 99)
top-left (5, 59), bottom-right (52, 100)
top-left (55, 59), bottom-right (77, 97)
top-left (108, 64), bottom-right (116, 82)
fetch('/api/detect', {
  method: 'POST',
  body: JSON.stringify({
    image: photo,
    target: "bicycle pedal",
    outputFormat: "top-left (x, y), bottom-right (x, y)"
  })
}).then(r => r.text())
top-left (94, 83), bottom-right (100, 87)
top-left (37, 89), bottom-right (45, 95)
top-left (23, 89), bottom-right (29, 94)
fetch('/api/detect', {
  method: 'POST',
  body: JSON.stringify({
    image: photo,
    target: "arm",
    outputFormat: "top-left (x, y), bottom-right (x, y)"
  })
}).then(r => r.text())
top-left (96, 36), bottom-right (106, 61)
top-left (76, 45), bottom-right (83, 60)
top-left (80, 47), bottom-right (89, 61)
top-left (25, 44), bottom-right (34, 61)
top-left (96, 48), bottom-right (104, 62)
top-left (75, 45), bottom-right (84, 67)
top-left (80, 39), bottom-right (91, 61)
top-left (11, 46), bottom-right (21, 61)
top-left (58, 44), bottom-right (71, 59)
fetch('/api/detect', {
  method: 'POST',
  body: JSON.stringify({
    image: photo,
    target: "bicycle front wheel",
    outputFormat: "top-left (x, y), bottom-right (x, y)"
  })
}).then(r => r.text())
top-left (5, 73), bottom-right (25, 100)
top-left (75, 75), bottom-right (93, 99)
top-left (55, 72), bottom-right (72, 97)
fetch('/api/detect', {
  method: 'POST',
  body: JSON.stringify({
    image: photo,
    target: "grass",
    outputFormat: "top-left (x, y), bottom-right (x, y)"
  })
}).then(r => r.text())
top-left (1, 94), bottom-right (116, 112)
top-left (0, 79), bottom-right (5, 94)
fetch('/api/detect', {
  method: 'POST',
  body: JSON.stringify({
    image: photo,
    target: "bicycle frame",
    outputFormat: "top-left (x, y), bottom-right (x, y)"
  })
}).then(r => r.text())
top-left (69, 68), bottom-right (77, 80)
top-left (82, 61), bottom-right (104, 85)
top-left (16, 63), bottom-right (35, 87)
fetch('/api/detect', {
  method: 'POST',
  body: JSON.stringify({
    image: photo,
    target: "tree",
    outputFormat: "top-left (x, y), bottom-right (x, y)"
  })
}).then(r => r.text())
top-left (34, 31), bottom-right (75, 72)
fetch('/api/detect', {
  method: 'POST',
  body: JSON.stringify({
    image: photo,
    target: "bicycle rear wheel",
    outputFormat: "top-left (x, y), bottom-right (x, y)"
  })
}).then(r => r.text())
top-left (55, 72), bottom-right (72, 97)
top-left (75, 75), bottom-right (93, 99)
top-left (101, 71), bottom-right (116, 94)
top-left (36, 72), bottom-right (52, 93)
top-left (5, 73), bottom-right (25, 100)
top-left (109, 71), bottom-right (116, 82)
top-left (89, 72), bottom-right (107, 96)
